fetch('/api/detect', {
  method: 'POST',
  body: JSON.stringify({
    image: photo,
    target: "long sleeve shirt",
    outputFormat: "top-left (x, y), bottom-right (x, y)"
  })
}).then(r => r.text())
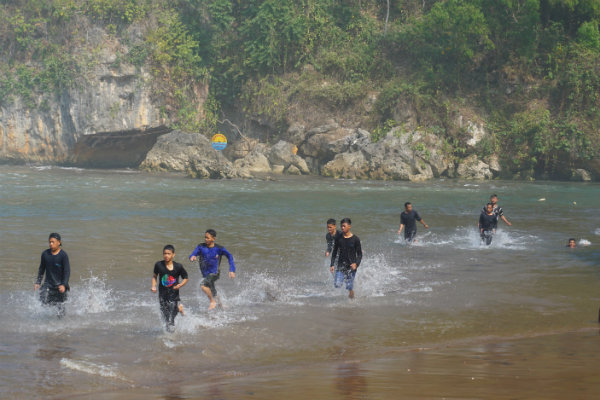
top-left (189, 243), bottom-right (235, 276)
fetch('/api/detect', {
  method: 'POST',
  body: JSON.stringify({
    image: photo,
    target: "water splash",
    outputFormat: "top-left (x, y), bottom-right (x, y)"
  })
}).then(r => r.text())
top-left (60, 358), bottom-right (131, 382)
top-left (394, 228), bottom-right (538, 250)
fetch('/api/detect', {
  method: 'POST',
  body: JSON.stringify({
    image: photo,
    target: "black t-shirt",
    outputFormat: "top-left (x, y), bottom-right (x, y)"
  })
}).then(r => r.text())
top-left (482, 204), bottom-right (504, 217)
top-left (153, 261), bottom-right (188, 301)
top-left (401, 210), bottom-right (422, 232)
top-left (326, 230), bottom-right (341, 253)
top-left (331, 234), bottom-right (363, 270)
top-left (479, 212), bottom-right (498, 231)
top-left (36, 249), bottom-right (70, 289)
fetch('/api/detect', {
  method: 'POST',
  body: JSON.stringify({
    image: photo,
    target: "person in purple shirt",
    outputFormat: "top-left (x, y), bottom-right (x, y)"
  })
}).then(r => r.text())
top-left (189, 229), bottom-right (236, 310)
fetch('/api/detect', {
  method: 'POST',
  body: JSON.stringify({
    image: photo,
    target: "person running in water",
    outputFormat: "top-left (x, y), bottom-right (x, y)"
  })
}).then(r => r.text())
top-left (483, 194), bottom-right (512, 226)
top-left (479, 203), bottom-right (499, 245)
top-left (325, 218), bottom-right (341, 257)
top-left (189, 229), bottom-right (236, 310)
top-left (34, 233), bottom-right (70, 317)
top-left (330, 218), bottom-right (362, 299)
top-left (152, 245), bottom-right (188, 332)
top-left (398, 202), bottom-right (429, 243)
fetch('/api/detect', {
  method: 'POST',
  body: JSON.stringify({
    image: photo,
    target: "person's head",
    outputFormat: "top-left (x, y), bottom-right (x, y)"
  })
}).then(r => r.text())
top-left (205, 229), bottom-right (217, 245)
top-left (327, 218), bottom-right (337, 234)
top-left (486, 203), bottom-right (494, 214)
top-left (404, 202), bottom-right (413, 212)
top-left (48, 233), bottom-right (62, 251)
top-left (490, 194), bottom-right (498, 205)
top-left (340, 217), bottom-right (352, 234)
top-left (163, 244), bottom-right (175, 262)
top-left (567, 238), bottom-right (576, 248)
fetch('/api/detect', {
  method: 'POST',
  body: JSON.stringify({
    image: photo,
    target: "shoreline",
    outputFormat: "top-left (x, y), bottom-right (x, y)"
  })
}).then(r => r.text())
top-left (2, 162), bottom-right (600, 184)
top-left (60, 326), bottom-right (600, 399)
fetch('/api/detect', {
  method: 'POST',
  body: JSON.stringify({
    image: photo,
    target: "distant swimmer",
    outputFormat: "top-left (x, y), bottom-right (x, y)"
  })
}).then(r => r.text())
top-left (398, 202), bottom-right (429, 243)
top-left (567, 238), bottom-right (577, 248)
top-left (483, 194), bottom-right (512, 226)
top-left (152, 245), bottom-right (188, 332)
top-left (330, 218), bottom-right (362, 299)
top-left (326, 218), bottom-right (341, 257)
top-left (189, 229), bottom-right (236, 310)
top-left (479, 203), bottom-right (498, 246)
top-left (34, 233), bottom-right (70, 317)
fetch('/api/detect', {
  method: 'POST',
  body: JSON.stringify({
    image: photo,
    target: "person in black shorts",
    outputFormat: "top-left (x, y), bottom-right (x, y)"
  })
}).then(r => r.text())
top-left (325, 218), bottom-right (341, 257)
top-left (398, 202), bottom-right (429, 243)
top-left (479, 203), bottom-right (499, 245)
top-left (34, 233), bottom-right (70, 317)
top-left (330, 218), bottom-right (362, 299)
top-left (152, 245), bottom-right (188, 331)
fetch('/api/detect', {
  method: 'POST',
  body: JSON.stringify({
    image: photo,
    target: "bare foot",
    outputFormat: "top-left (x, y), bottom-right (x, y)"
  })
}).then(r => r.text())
top-left (208, 301), bottom-right (217, 310)
top-left (178, 304), bottom-right (184, 315)
top-left (348, 290), bottom-right (355, 299)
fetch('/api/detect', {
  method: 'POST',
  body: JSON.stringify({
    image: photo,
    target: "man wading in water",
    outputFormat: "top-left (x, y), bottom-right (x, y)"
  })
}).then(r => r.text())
top-left (483, 194), bottom-right (512, 227)
top-left (398, 202), bottom-right (429, 243)
top-left (330, 218), bottom-right (362, 299)
top-left (479, 203), bottom-right (499, 246)
top-left (34, 233), bottom-right (70, 317)
top-left (152, 245), bottom-right (188, 332)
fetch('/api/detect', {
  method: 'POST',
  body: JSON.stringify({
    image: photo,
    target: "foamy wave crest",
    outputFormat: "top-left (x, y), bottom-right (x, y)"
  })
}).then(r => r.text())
top-left (60, 358), bottom-right (130, 382)
top-left (578, 239), bottom-right (592, 246)
top-left (396, 228), bottom-right (538, 250)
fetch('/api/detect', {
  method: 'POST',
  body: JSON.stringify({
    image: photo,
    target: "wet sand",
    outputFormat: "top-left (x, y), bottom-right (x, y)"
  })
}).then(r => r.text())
top-left (61, 328), bottom-right (600, 400)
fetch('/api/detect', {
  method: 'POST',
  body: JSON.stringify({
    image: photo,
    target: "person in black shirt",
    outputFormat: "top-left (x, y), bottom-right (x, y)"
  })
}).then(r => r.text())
top-left (152, 245), bottom-right (188, 332)
top-left (479, 203), bottom-right (499, 245)
top-left (482, 194), bottom-right (512, 226)
top-left (398, 202), bottom-right (429, 243)
top-left (330, 218), bottom-right (362, 299)
top-left (34, 233), bottom-right (70, 317)
top-left (325, 218), bottom-right (341, 257)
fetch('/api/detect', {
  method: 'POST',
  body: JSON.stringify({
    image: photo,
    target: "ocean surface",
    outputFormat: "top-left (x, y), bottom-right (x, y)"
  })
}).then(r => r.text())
top-left (0, 165), bottom-right (599, 399)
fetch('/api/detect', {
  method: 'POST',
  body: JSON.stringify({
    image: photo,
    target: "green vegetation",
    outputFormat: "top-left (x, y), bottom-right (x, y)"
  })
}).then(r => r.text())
top-left (1, 0), bottom-right (600, 176)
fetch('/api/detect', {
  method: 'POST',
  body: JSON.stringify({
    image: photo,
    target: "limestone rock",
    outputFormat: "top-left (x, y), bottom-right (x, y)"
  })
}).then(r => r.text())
top-left (486, 154), bottom-right (502, 174)
top-left (268, 140), bottom-right (309, 174)
top-left (224, 138), bottom-right (259, 161)
top-left (233, 149), bottom-right (272, 174)
top-left (286, 164), bottom-right (301, 175)
top-left (456, 154), bottom-right (493, 180)
top-left (571, 168), bottom-right (592, 182)
top-left (322, 152), bottom-right (368, 179)
top-left (300, 128), bottom-right (353, 159)
top-left (140, 130), bottom-right (238, 179)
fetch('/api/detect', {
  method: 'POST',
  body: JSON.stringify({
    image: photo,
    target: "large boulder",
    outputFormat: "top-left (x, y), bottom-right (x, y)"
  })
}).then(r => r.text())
top-left (268, 140), bottom-right (310, 174)
top-left (300, 127), bottom-right (351, 159)
top-left (140, 130), bottom-right (239, 178)
top-left (322, 152), bottom-right (368, 179)
top-left (223, 137), bottom-right (259, 161)
top-left (233, 147), bottom-right (272, 175)
top-left (571, 168), bottom-right (592, 182)
top-left (456, 154), bottom-right (493, 180)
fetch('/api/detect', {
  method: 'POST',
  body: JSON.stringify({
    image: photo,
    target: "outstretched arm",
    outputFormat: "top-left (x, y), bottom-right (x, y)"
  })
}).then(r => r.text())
top-left (501, 215), bottom-right (512, 226)
top-left (420, 219), bottom-right (429, 229)
top-left (397, 223), bottom-right (405, 234)
top-left (221, 247), bottom-right (236, 278)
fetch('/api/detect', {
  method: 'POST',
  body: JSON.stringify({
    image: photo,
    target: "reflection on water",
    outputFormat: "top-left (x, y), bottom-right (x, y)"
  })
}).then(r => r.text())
top-left (0, 165), bottom-right (599, 398)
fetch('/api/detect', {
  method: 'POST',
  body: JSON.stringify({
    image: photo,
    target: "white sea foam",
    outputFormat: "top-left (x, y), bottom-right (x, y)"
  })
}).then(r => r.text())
top-left (578, 239), bottom-right (592, 246)
top-left (60, 358), bottom-right (130, 382)
top-left (394, 228), bottom-right (537, 250)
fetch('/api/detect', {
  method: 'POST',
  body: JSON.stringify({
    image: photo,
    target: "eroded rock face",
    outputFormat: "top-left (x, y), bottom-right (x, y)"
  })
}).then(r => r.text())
top-left (0, 23), bottom-right (201, 165)
top-left (456, 154), bottom-right (493, 180)
top-left (140, 130), bottom-right (239, 179)
top-left (268, 140), bottom-right (309, 174)
top-left (571, 168), bottom-right (592, 182)
top-left (233, 147), bottom-right (272, 175)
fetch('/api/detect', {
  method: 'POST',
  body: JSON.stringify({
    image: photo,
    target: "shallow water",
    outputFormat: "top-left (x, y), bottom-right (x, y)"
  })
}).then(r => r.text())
top-left (0, 165), bottom-right (599, 398)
